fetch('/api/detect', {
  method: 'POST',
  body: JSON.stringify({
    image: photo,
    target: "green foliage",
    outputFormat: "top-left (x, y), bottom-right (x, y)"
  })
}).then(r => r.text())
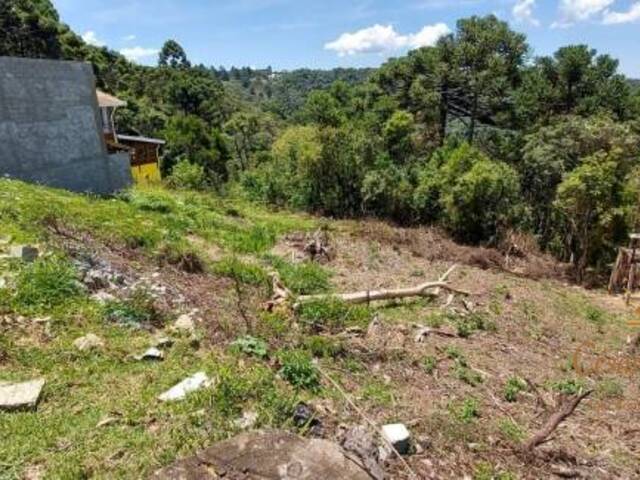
top-left (230, 335), bottom-right (269, 358)
top-left (422, 355), bottom-right (438, 375)
top-left (158, 39), bottom-right (190, 68)
top-left (12, 255), bottom-right (82, 313)
top-left (503, 376), bottom-right (527, 402)
top-left (167, 159), bottom-right (208, 190)
top-left (103, 289), bottom-right (163, 328)
top-left (498, 418), bottom-right (526, 444)
top-left (450, 397), bottom-right (480, 423)
top-left (296, 298), bottom-right (372, 332)
top-left (596, 377), bottom-right (624, 399)
top-left (474, 462), bottom-right (517, 480)
top-left (454, 363), bottom-right (483, 386)
top-left (265, 255), bottom-right (330, 295)
top-left (277, 349), bottom-right (320, 391)
top-left (585, 305), bottom-right (607, 331)
top-left (552, 378), bottom-right (587, 395)
top-left (213, 257), bottom-right (268, 286)
top-left (301, 335), bottom-right (344, 358)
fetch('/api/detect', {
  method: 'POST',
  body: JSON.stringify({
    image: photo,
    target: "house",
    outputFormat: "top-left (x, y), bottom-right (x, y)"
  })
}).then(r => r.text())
top-left (96, 90), bottom-right (165, 184)
top-left (0, 57), bottom-right (132, 194)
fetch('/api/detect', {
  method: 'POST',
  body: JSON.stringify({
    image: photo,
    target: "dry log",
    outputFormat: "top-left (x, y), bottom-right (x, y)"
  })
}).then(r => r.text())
top-left (521, 390), bottom-right (592, 451)
top-left (295, 265), bottom-right (471, 307)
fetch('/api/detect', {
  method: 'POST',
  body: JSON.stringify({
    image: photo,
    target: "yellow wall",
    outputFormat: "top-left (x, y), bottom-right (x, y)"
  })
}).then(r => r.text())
top-left (131, 162), bottom-right (161, 184)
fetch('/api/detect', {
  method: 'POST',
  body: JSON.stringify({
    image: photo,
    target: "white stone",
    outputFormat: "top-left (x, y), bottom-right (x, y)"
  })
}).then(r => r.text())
top-left (91, 291), bottom-right (116, 304)
top-left (381, 423), bottom-right (411, 455)
top-left (9, 245), bottom-right (39, 262)
top-left (0, 379), bottom-right (45, 410)
top-left (234, 410), bottom-right (258, 430)
top-left (73, 333), bottom-right (105, 351)
top-left (158, 372), bottom-right (210, 402)
top-left (134, 347), bottom-right (164, 361)
top-left (172, 313), bottom-right (196, 334)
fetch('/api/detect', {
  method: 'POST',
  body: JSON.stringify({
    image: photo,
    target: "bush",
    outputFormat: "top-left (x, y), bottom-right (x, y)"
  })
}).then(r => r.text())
top-left (167, 159), bottom-right (208, 190)
top-left (277, 349), bottom-right (320, 391)
top-left (13, 255), bottom-right (82, 312)
top-left (213, 257), bottom-right (268, 286)
top-left (302, 335), bottom-right (344, 358)
top-left (265, 255), bottom-right (330, 295)
top-left (503, 376), bottom-right (527, 402)
top-left (230, 335), bottom-right (269, 358)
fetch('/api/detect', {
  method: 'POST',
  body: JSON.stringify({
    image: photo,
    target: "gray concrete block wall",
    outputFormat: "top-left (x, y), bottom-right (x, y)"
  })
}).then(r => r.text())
top-left (0, 56), bottom-right (132, 194)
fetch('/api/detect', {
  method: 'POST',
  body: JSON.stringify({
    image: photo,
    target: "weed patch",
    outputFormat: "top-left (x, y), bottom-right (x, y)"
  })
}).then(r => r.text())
top-left (503, 376), bottom-right (527, 402)
top-left (230, 335), bottom-right (269, 359)
top-left (213, 257), bottom-right (268, 286)
top-left (277, 349), bottom-right (320, 391)
top-left (296, 298), bottom-right (372, 332)
top-left (265, 255), bottom-right (330, 295)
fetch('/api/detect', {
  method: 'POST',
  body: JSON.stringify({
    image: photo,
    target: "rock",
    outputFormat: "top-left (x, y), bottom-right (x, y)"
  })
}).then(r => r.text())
top-left (172, 313), bottom-right (196, 334)
top-left (133, 348), bottom-right (164, 361)
top-left (73, 333), bottom-right (105, 351)
top-left (381, 423), bottom-right (411, 455)
top-left (293, 402), bottom-right (322, 435)
top-left (151, 430), bottom-right (371, 480)
top-left (342, 425), bottom-right (385, 480)
top-left (233, 410), bottom-right (258, 430)
top-left (0, 379), bottom-right (45, 411)
top-left (8, 245), bottom-right (39, 262)
top-left (91, 291), bottom-right (116, 304)
top-left (158, 372), bottom-right (210, 402)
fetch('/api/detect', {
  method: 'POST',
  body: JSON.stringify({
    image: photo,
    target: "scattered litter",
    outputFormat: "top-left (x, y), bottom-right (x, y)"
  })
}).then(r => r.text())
top-left (8, 245), bottom-right (39, 262)
top-left (0, 378), bottom-right (45, 411)
top-left (233, 410), bottom-right (258, 430)
top-left (73, 333), bottom-right (105, 351)
top-left (158, 372), bottom-right (211, 402)
top-left (381, 423), bottom-right (411, 455)
top-left (133, 347), bottom-right (164, 361)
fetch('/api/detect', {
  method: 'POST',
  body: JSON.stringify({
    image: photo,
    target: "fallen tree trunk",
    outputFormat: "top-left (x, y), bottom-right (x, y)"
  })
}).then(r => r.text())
top-left (294, 265), bottom-right (471, 307)
top-left (521, 390), bottom-right (592, 451)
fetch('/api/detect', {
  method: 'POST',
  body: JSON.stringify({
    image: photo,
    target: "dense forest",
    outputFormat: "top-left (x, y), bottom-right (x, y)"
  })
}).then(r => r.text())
top-left (2, 0), bottom-right (640, 281)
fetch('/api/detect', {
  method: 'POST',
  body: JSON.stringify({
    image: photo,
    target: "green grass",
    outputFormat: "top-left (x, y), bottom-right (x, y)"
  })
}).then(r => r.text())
top-left (296, 298), bottom-right (372, 332)
top-left (264, 255), bottom-right (331, 295)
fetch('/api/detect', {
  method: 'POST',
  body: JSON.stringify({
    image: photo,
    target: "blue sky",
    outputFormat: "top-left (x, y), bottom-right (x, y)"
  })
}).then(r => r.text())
top-left (52, 0), bottom-right (640, 77)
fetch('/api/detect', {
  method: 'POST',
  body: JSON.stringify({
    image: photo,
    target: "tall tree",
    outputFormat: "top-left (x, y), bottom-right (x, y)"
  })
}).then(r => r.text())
top-left (158, 39), bottom-right (191, 68)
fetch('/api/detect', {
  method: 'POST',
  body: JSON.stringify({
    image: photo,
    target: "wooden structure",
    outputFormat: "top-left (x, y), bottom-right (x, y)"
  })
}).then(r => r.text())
top-left (96, 90), bottom-right (164, 184)
top-left (608, 234), bottom-right (640, 303)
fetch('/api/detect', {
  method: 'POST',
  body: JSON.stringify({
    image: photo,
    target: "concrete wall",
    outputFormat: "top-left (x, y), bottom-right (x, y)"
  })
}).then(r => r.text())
top-left (0, 56), bottom-right (132, 194)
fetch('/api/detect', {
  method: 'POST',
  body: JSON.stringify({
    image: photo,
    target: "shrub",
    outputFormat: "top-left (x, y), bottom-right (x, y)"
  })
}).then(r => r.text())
top-left (454, 363), bottom-right (483, 386)
top-left (422, 355), bottom-right (438, 375)
top-left (498, 418), bottom-right (526, 443)
top-left (266, 256), bottom-right (330, 295)
top-left (13, 255), bottom-right (82, 312)
top-left (552, 378), bottom-right (587, 395)
top-left (213, 257), bottom-right (268, 286)
top-left (103, 289), bottom-right (163, 328)
top-left (230, 335), bottom-right (269, 358)
top-left (451, 397), bottom-right (480, 423)
top-left (503, 376), bottom-right (527, 402)
top-left (297, 298), bottom-right (372, 332)
top-left (167, 159), bottom-right (208, 190)
top-left (277, 349), bottom-right (320, 391)
top-left (302, 335), bottom-right (344, 358)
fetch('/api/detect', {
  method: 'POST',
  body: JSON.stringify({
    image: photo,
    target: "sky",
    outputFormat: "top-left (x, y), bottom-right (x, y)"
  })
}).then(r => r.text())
top-left (52, 0), bottom-right (640, 77)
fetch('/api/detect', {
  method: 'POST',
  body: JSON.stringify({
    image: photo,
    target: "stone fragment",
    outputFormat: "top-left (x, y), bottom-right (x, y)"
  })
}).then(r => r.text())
top-left (91, 291), bottom-right (116, 304)
top-left (0, 379), bottom-right (45, 411)
top-left (133, 347), bottom-right (164, 361)
top-left (342, 425), bottom-right (385, 480)
top-left (233, 410), bottom-right (258, 430)
top-left (381, 423), bottom-right (411, 455)
top-left (158, 372), bottom-right (210, 402)
top-left (152, 336), bottom-right (174, 348)
top-left (151, 430), bottom-right (371, 479)
top-left (172, 313), bottom-right (196, 334)
top-left (9, 245), bottom-right (39, 262)
top-left (73, 333), bottom-right (105, 351)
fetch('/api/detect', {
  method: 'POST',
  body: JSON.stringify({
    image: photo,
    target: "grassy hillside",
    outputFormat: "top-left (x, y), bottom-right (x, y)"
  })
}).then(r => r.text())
top-left (0, 180), bottom-right (638, 479)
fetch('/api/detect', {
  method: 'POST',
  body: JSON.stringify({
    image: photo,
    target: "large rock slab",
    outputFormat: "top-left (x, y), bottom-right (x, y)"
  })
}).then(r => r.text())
top-left (151, 430), bottom-right (372, 480)
top-left (0, 379), bottom-right (45, 411)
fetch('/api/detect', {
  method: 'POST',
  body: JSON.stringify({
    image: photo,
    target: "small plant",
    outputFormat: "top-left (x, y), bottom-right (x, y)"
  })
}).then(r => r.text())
top-left (156, 241), bottom-right (205, 273)
top-left (585, 305), bottom-right (606, 332)
top-left (474, 462), bottom-right (516, 480)
top-left (596, 377), bottom-right (624, 398)
top-left (13, 255), bottom-right (82, 312)
top-left (302, 335), bottom-right (344, 358)
top-left (265, 255), bottom-right (331, 295)
top-left (361, 380), bottom-right (394, 406)
top-left (103, 289), bottom-right (163, 328)
top-left (503, 376), bottom-right (527, 402)
top-left (445, 346), bottom-right (466, 365)
top-left (213, 257), bottom-right (268, 286)
top-left (277, 350), bottom-right (320, 391)
top-left (297, 298), bottom-right (371, 332)
top-left (256, 311), bottom-right (290, 339)
top-left (552, 378), bottom-right (587, 395)
top-left (422, 355), bottom-right (438, 375)
top-left (231, 335), bottom-right (269, 358)
top-left (453, 312), bottom-right (488, 338)
top-left (451, 397), bottom-right (480, 423)
top-left (498, 418), bottom-right (526, 443)
top-left (454, 363), bottom-right (483, 386)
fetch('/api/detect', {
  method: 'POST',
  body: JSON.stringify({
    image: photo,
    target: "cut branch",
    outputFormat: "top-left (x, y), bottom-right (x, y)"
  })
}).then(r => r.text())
top-left (521, 390), bottom-right (592, 452)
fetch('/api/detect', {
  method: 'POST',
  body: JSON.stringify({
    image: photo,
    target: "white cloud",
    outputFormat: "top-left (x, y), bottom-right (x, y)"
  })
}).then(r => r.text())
top-left (123, 34), bottom-right (137, 42)
top-left (325, 23), bottom-right (450, 57)
top-left (553, 0), bottom-right (614, 27)
top-left (513, 0), bottom-right (540, 26)
top-left (82, 30), bottom-right (105, 47)
top-left (603, 2), bottom-right (640, 23)
top-left (119, 46), bottom-right (159, 63)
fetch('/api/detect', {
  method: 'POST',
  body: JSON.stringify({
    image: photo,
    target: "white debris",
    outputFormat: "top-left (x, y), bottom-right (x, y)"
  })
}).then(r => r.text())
top-left (73, 333), bottom-right (105, 351)
top-left (91, 291), bottom-right (116, 304)
top-left (134, 347), bottom-right (164, 361)
top-left (152, 336), bottom-right (174, 348)
top-left (8, 245), bottom-right (39, 262)
top-left (381, 423), bottom-right (411, 455)
top-left (234, 410), bottom-right (258, 430)
top-left (172, 313), bottom-right (196, 334)
top-left (0, 379), bottom-right (45, 411)
top-left (158, 372), bottom-right (211, 402)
